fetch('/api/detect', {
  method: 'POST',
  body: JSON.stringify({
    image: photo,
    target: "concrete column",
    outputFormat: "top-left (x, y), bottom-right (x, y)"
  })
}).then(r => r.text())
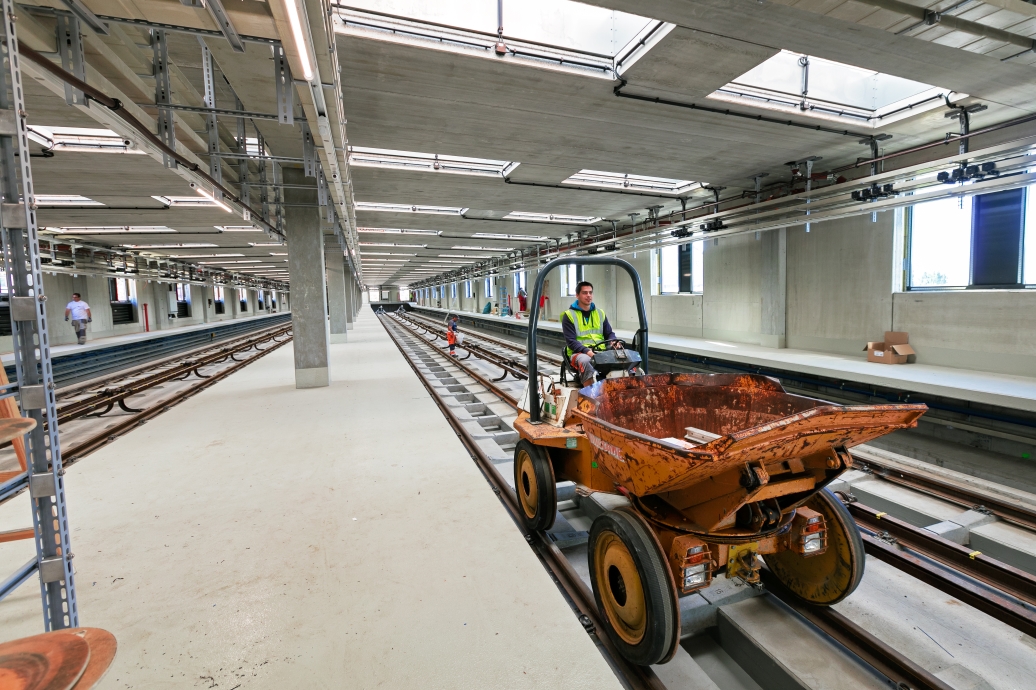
top-left (760, 228), bottom-right (787, 349)
top-left (325, 245), bottom-right (348, 343)
top-left (285, 168), bottom-right (330, 388)
top-left (343, 265), bottom-right (355, 329)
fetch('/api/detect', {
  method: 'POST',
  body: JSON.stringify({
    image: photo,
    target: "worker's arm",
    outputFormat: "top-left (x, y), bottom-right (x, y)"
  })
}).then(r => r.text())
top-left (561, 313), bottom-right (590, 355)
top-left (602, 316), bottom-right (621, 348)
top-left (64, 307), bottom-right (70, 320)
top-left (86, 308), bottom-right (92, 320)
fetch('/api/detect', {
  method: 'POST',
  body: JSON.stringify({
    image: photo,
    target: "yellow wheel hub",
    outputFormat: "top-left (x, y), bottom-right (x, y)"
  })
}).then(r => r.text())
top-left (594, 532), bottom-right (647, 645)
top-left (516, 449), bottom-right (538, 520)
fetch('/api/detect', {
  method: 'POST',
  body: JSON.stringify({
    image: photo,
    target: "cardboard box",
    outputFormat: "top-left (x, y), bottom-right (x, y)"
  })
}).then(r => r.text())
top-left (864, 331), bottom-right (916, 365)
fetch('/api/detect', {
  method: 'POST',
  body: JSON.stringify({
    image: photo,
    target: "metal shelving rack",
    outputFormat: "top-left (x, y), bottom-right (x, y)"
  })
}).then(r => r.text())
top-left (0, 0), bottom-right (78, 630)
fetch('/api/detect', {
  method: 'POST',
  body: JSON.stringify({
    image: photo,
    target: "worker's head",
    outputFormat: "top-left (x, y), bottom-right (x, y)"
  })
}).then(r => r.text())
top-left (576, 281), bottom-right (593, 309)
top-left (72, 293), bottom-right (81, 301)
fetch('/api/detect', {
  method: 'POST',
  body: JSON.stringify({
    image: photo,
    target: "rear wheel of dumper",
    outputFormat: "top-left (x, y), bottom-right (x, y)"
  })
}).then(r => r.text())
top-left (589, 509), bottom-right (680, 666)
top-left (514, 439), bottom-right (556, 532)
top-left (764, 488), bottom-right (866, 605)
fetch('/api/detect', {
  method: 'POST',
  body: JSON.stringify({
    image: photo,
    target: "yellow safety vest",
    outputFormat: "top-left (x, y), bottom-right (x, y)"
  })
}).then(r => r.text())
top-left (564, 306), bottom-right (606, 359)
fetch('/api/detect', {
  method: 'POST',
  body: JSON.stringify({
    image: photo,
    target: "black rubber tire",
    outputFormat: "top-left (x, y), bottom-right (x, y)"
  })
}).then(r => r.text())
top-left (513, 439), bottom-right (556, 532)
top-left (588, 509), bottom-right (680, 666)
top-left (764, 488), bottom-right (866, 605)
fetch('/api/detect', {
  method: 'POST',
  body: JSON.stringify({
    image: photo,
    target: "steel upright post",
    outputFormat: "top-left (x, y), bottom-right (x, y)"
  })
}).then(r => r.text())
top-left (0, 0), bottom-right (78, 630)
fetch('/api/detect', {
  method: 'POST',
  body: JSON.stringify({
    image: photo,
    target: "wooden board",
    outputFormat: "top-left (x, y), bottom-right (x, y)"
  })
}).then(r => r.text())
top-left (0, 631), bottom-right (90, 690)
top-left (70, 629), bottom-right (117, 689)
top-left (0, 417), bottom-right (36, 447)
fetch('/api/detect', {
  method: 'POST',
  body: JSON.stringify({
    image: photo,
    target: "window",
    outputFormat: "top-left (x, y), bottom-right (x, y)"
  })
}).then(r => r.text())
top-left (911, 182), bottom-right (1036, 288)
top-left (451, 283), bottom-right (457, 299)
top-left (240, 289), bottom-right (249, 312)
top-left (484, 277), bottom-right (494, 298)
top-left (0, 269), bottom-right (7, 295)
top-left (656, 242), bottom-right (702, 294)
top-left (258, 289), bottom-right (265, 310)
top-left (174, 283), bottom-right (191, 318)
top-left (559, 263), bottom-right (579, 296)
top-left (465, 280), bottom-right (472, 299)
top-left (908, 185), bottom-right (1036, 289)
top-left (109, 278), bottom-right (136, 324)
top-left (368, 289), bottom-right (379, 302)
top-left (109, 277), bottom-right (134, 302)
top-left (214, 285), bottom-right (226, 314)
top-left (513, 271), bottom-right (526, 295)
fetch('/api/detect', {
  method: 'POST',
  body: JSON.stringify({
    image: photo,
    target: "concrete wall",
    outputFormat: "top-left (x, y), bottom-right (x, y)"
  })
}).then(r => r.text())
top-left (1, 272), bottom-right (289, 354)
top-left (428, 210), bottom-right (1036, 377)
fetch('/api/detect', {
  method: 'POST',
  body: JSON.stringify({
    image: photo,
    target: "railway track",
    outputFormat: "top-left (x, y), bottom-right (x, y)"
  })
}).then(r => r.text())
top-left (0, 322), bottom-right (293, 506)
top-left (381, 308), bottom-right (1036, 690)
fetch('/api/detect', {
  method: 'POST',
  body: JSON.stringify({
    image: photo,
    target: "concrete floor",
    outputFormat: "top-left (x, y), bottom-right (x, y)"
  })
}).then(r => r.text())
top-left (0, 308), bottom-right (621, 689)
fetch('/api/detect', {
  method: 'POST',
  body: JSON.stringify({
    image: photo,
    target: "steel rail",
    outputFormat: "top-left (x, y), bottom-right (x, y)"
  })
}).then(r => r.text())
top-left (761, 571), bottom-right (955, 690)
top-left (54, 324), bottom-right (292, 423)
top-left (60, 333), bottom-right (291, 463)
top-left (395, 312), bottom-right (1036, 646)
top-left (847, 501), bottom-right (1036, 607)
top-left (394, 311), bottom-right (531, 381)
top-left (378, 313), bottom-right (664, 690)
top-left (381, 312), bottom-right (962, 690)
top-left (399, 310), bottom-right (564, 366)
top-left (53, 322), bottom-right (291, 399)
top-left (850, 452), bottom-right (1036, 532)
top-left (0, 330), bottom-right (292, 508)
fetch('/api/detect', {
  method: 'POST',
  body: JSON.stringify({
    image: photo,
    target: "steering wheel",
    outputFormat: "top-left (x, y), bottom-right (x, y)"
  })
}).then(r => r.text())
top-left (589, 338), bottom-right (625, 351)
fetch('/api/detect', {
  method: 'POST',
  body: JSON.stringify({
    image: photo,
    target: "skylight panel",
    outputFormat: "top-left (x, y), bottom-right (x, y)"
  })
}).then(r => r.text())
top-left (43, 226), bottom-right (175, 234)
top-left (27, 126), bottom-right (143, 154)
top-left (710, 50), bottom-right (949, 126)
top-left (500, 212), bottom-right (600, 225)
top-left (355, 202), bottom-right (467, 215)
top-left (564, 170), bottom-right (701, 195)
top-left (35, 194), bottom-right (102, 206)
top-left (349, 147), bottom-right (519, 178)
top-left (358, 227), bottom-right (441, 236)
top-left (340, 0), bottom-right (653, 57)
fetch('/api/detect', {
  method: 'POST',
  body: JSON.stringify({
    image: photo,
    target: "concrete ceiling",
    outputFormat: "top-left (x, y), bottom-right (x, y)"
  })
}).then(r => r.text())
top-left (14, 0), bottom-right (1036, 288)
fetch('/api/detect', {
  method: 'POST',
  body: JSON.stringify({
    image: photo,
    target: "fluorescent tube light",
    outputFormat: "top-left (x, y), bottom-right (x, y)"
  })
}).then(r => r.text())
top-left (281, 0), bottom-right (314, 81)
top-left (35, 194), bottom-right (102, 206)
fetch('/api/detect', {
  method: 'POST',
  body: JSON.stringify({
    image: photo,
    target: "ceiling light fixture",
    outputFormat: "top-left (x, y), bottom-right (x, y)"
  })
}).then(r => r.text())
top-left (471, 232), bottom-right (549, 241)
top-left (564, 170), bottom-right (701, 195)
top-left (120, 243), bottom-right (218, 248)
top-left (357, 227), bottom-right (441, 236)
top-left (359, 242), bottom-right (427, 248)
top-left (452, 245), bottom-right (514, 251)
top-left (166, 253), bottom-right (245, 259)
top-left (355, 202), bottom-right (467, 215)
top-left (281, 0), bottom-right (315, 81)
top-left (27, 126), bottom-right (140, 154)
top-left (501, 212), bottom-right (601, 224)
top-left (215, 225), bottom-right (262, 232)
top-left (248, 242), bottom-right (287, 247)
top-left (35, 194), bottom-right (103, 206)
top-left (44, 226), bottom-right (175, 234)
top-left (348, 147), bottom-right (519, 178)
top-left (152, 195), bottom-right (222, 208)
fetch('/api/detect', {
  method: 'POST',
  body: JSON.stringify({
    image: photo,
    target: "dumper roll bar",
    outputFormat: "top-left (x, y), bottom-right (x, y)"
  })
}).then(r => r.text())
top-left (527, 256), bottom-right (649, 423)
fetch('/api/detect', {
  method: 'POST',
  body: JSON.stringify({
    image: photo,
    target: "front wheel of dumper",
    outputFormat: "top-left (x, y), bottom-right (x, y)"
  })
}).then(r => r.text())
top-left (764, 488), bottom-right (866, 605)
top-left (589, 509), bottom-right (680, 666)
top-left (513, 440), bottom-right (556, 532)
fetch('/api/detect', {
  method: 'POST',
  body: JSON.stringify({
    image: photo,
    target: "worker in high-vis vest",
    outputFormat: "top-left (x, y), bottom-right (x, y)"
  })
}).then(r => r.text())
top-left (562, 281), bottom-right (623, 386)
